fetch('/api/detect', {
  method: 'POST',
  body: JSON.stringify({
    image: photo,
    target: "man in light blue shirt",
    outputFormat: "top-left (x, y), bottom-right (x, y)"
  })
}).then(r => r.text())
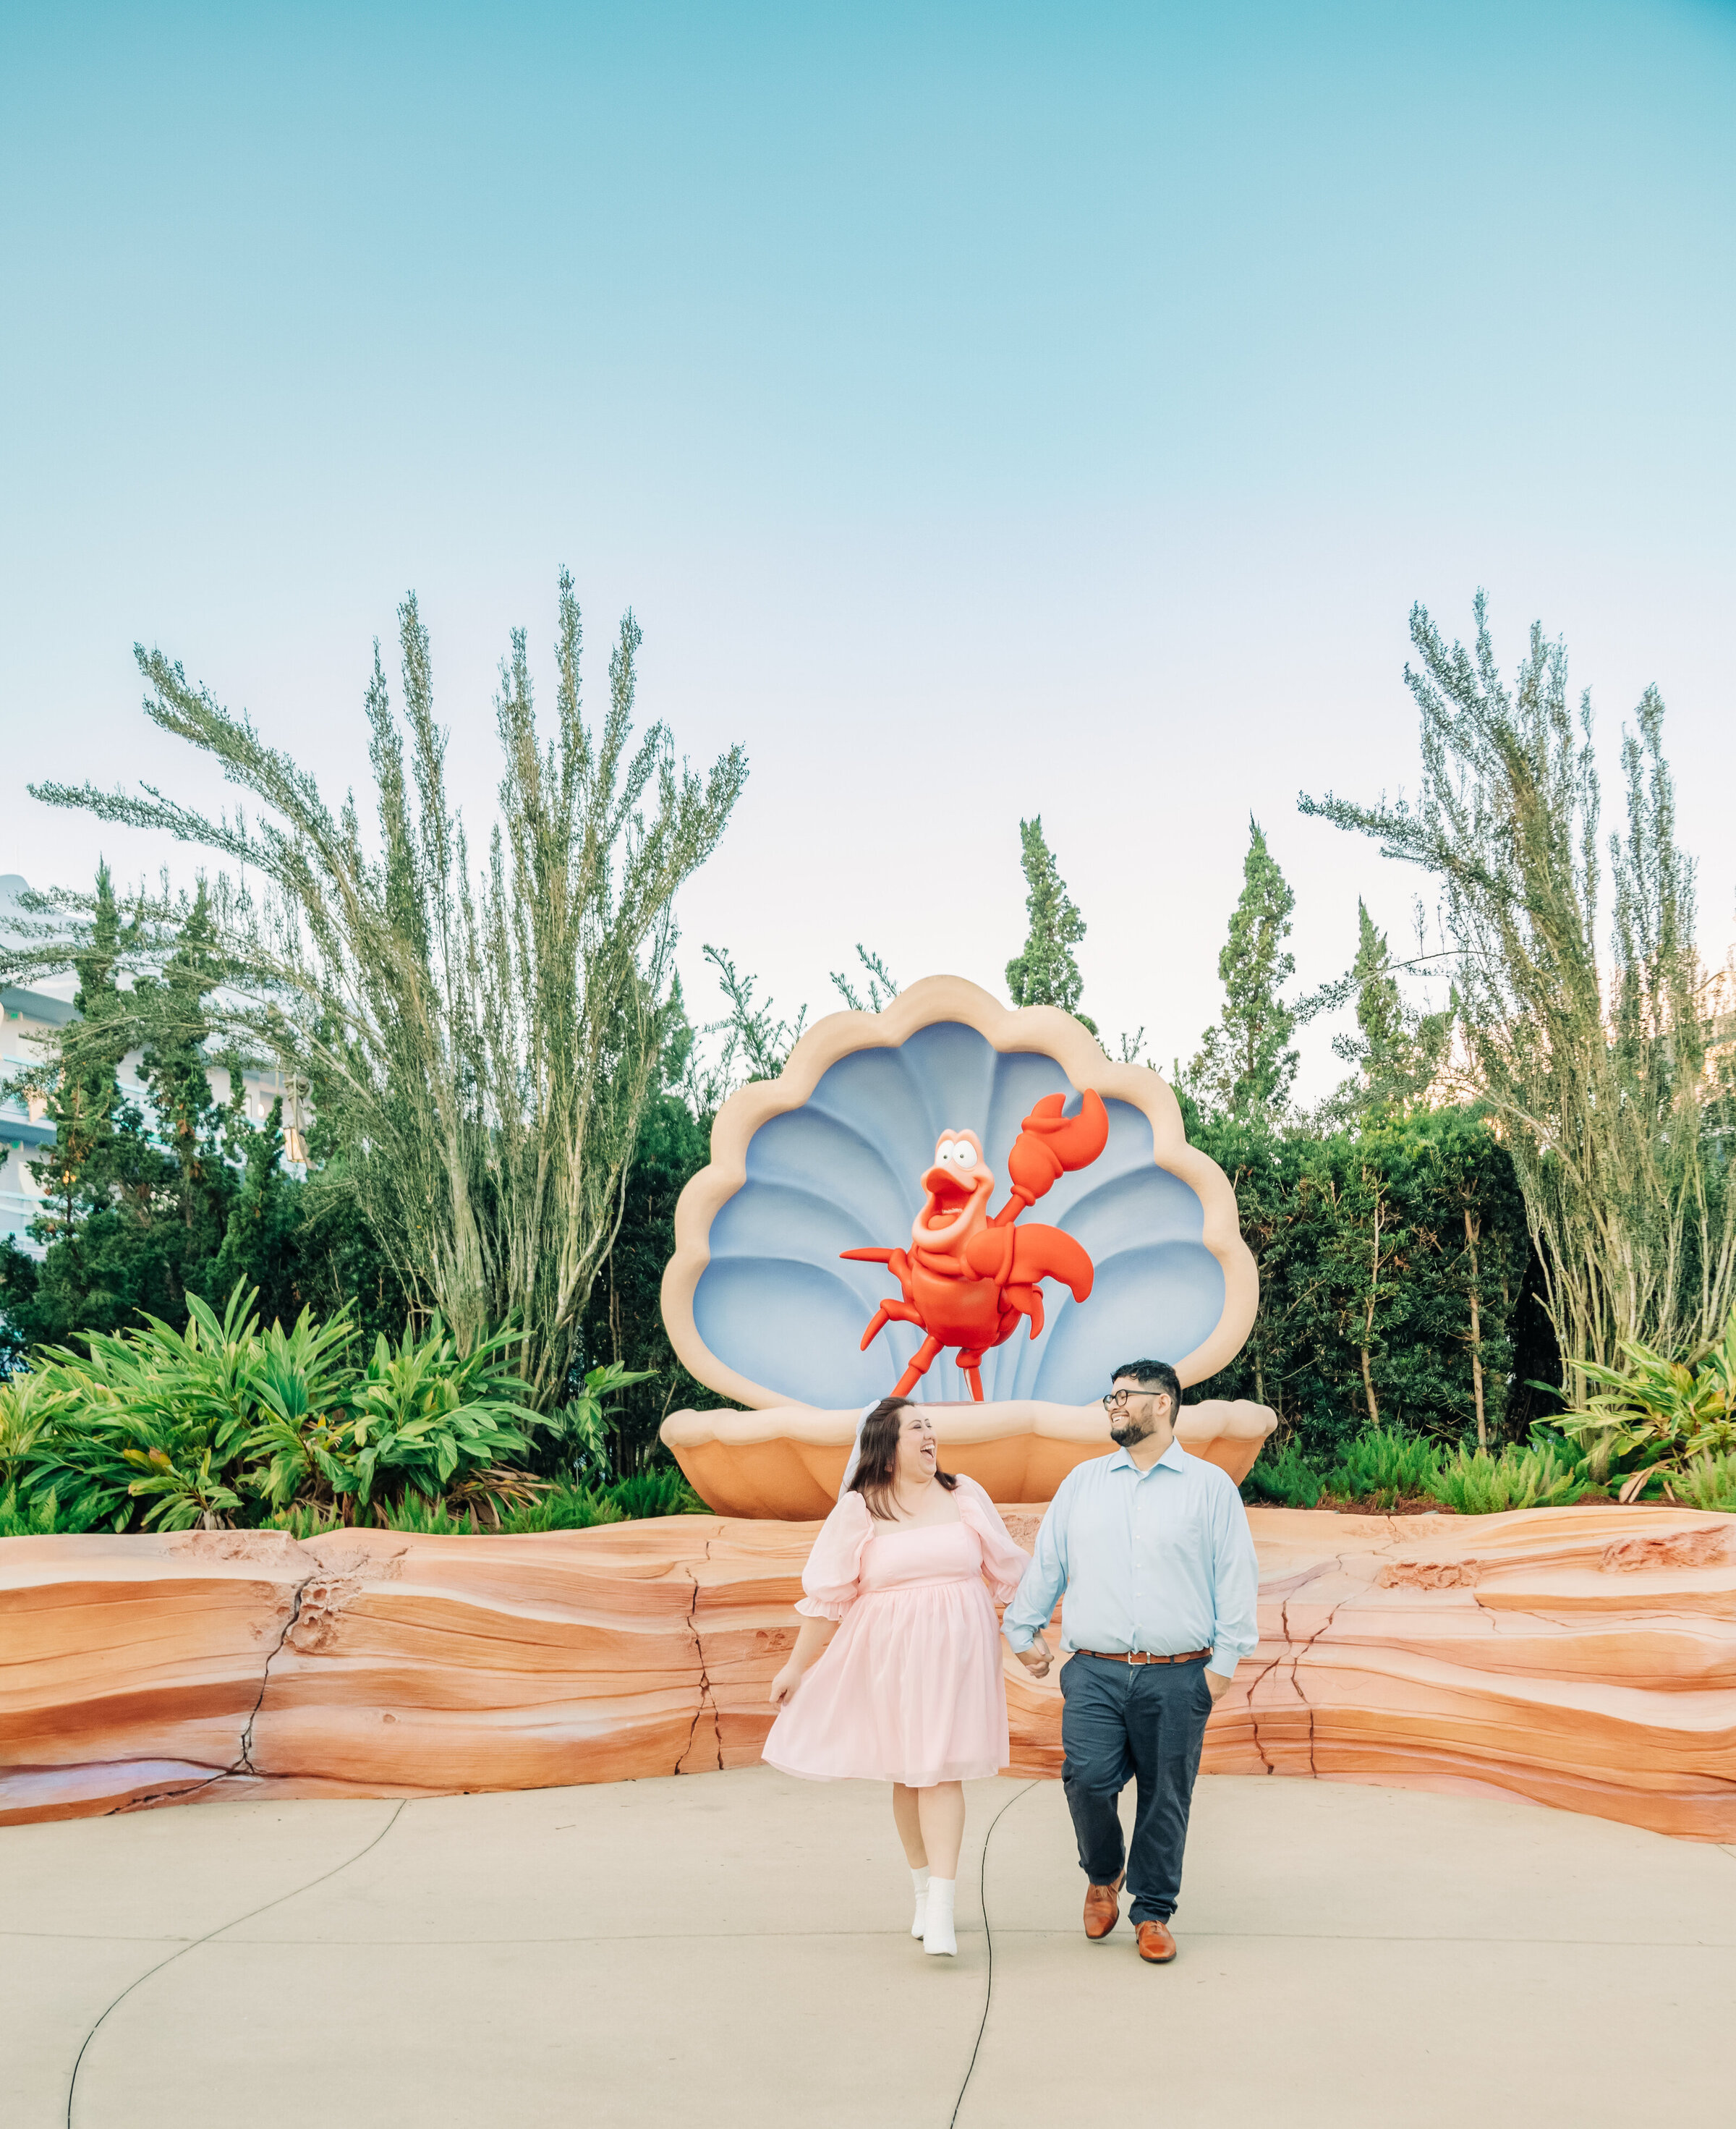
top-left (1003, 1358), bottom-right (1260, 1965)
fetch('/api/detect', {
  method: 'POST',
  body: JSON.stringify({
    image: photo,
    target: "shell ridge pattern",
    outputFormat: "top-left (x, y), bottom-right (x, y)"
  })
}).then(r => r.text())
top-left (690, 1019), bottom-right (1225, 1410)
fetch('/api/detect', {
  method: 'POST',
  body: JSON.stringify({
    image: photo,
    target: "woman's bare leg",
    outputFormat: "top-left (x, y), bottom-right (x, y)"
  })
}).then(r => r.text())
top-left (914, 1782), bottom-right (966, 1879)
top-left (892, 1782), bottom-right (927, 1866)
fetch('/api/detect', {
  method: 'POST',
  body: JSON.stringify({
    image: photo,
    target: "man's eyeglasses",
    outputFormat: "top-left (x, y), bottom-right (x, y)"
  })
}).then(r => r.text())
top-left (1101, 1387), bottom-right (1162, 1414)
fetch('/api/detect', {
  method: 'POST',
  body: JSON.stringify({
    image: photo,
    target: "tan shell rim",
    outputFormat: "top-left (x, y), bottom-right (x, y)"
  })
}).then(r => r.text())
top-left (660, 1398), bottom-right (1278, 1451)
top-left (658, 974), bottom-right (1259, 1411)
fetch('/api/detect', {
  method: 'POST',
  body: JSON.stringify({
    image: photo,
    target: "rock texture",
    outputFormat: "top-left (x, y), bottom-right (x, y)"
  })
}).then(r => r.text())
top-left (3, 1505), bottom-right (1732, 1839)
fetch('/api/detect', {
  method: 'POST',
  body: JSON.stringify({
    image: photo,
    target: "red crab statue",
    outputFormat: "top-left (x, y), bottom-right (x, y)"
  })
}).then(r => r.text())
top-left (841, 1089), bottom-right (1110, 1400)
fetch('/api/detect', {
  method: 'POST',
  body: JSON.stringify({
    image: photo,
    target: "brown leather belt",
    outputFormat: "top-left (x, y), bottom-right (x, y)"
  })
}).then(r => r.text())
top-left (1076, 1647), bottom-right (1212, 1666)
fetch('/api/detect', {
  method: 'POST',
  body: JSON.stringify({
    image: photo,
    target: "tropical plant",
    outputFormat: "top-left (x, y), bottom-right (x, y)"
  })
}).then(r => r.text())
top-left (1557, 1304), bottom-right (1736, 1493)
top-left (304, 1320), bottom-right (542, 1516)
top-left (0, 1367), bottom-right (78, 1490)
top-left (1301, 595), bottom-right (1736, 1398)
top-left (9, 1283), bottom-right (545, 1530)
top-left (1426, 1438), bottom-right (1591, 1513)
top-left (223, 1305), bottom-right (365, 1510)
top-left (21, 1283), bottom-right (284, 1531)
top-left (19, 577), bottom-right (746, 1406)
top-left (540, 1359), bottom-right (658, 1484)
top-left (0, 1280), bottom-right (720, 1534)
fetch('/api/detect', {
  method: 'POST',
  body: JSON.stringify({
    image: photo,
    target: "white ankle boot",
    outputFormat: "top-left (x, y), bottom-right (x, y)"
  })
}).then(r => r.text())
top-left (923, 1876), bottom-right (957, 1956)
top-left (910, 1865), bottom-right (931, 1938)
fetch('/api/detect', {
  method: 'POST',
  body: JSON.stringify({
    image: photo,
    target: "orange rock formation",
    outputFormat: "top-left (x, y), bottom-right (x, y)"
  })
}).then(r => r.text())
top-left (3, 1505), bottom-right (1731, 1839)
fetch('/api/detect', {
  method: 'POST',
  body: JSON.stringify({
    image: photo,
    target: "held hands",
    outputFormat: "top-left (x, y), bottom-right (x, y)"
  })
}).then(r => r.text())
top-left (1013, 1633), bottom-right (1054, 1679)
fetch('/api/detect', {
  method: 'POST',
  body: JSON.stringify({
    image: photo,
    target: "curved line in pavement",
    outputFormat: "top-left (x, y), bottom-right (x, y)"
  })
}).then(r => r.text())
top-left (65, 1801), bottom-right (408, 2129)
top-left (948, 1779), bottom-right (1039, 2129)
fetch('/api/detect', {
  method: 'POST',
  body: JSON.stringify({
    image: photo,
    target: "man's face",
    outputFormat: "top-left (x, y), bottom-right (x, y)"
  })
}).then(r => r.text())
top-left (1106, 1377), bottom-right (1173, 1448)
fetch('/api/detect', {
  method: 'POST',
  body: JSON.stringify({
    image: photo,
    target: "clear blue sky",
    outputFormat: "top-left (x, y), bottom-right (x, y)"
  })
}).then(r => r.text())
top-left (4, 1), bottom-right (1733, 1096)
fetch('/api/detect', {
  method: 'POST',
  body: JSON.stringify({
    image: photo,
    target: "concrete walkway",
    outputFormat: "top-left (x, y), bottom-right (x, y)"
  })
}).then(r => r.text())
top-left (7, 1771), bottom-right (1735, 2129)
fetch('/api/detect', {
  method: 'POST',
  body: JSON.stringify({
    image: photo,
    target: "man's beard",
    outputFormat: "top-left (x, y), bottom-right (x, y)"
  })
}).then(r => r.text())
top-left (1110, 1415), bottom-right (1155, 1447)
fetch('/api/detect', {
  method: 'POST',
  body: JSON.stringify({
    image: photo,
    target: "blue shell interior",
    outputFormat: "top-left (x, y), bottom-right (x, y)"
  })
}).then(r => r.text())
top-left (692, 1022), bottom-right (1225, 1408)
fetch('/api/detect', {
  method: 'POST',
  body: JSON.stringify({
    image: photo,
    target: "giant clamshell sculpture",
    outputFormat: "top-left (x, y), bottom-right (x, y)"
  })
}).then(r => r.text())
top-left (659, 977), bottom-right (1266, 1516)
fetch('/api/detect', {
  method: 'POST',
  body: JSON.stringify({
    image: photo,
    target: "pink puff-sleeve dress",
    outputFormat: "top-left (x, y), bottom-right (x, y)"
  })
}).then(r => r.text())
top-left (762, 1475), bottom-right (1031, 1788)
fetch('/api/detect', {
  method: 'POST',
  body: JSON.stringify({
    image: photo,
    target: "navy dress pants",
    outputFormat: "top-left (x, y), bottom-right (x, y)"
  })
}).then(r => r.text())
top-left (1059, 1652), bottom-right (1213, 1924)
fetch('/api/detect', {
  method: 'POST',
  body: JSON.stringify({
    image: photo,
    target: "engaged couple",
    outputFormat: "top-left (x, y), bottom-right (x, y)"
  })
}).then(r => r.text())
top-left (762, 1359), bottom-right (1259, 1961)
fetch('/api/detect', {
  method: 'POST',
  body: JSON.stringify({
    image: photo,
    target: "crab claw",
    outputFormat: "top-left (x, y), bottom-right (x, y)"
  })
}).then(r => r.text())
top-left (965, 1220), bottom-right (1095, 1306)
top-left (1003, 1088), bottom-right (1109, 1210)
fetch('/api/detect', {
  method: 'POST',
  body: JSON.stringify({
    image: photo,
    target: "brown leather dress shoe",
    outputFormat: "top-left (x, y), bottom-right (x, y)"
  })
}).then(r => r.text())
top-left (1083, 1873), bottom-right (1125, 1939)
top-left (1135, 1918), bottom-right (1177, 1963)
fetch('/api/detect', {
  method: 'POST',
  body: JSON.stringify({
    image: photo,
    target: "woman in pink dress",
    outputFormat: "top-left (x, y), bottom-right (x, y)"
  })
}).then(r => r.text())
top-left (763, 1395), bottom-right (1031, 1956)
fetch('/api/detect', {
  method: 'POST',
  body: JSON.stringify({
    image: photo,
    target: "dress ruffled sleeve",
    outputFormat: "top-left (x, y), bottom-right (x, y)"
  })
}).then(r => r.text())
top-left (794, 1491), bottom-right (875, 1619)
top-left (956, 1477), bottom-right (1031, 1605)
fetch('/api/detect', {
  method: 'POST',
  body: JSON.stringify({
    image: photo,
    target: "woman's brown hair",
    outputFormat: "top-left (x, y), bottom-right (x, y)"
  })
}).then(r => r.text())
top-left (847, 1396), bottom-right (959, 1521)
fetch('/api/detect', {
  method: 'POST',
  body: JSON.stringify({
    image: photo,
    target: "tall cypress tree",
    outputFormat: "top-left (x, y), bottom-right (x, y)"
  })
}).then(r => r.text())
top-left (1005, 817), bottom-right (1097, 1034)
top-left (136, 880), bottom-right (226, 1233)
top-left (1327, 899), bottom-right (1453, 1123)
top-left (1188, 817), bottom-right (1298, 1123)
top-left (31, 864), bottom-right (130, 1251)
top-left (0, 866), bottom-right (184, 1344)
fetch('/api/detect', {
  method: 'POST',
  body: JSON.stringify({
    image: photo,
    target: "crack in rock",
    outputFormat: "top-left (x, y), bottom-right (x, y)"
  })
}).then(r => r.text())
top-left (1269, 1555), bottom-right (1360, 1779)
top-left (234, 1563), bottom-right (320, 1773)
top-left (106, 1534), bottom-right (408, 1813)
top-left (1235, 1653), bottom-right (1284, 1775)
top-left (678, 1537), bottom-right (723, 1775)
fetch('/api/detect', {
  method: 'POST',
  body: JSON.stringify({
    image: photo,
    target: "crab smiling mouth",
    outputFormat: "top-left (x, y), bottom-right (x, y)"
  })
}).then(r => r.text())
top-left (922, 1169), bottom-right (974, 1219)
top-left (910, 1131), bottom-right (994, 1249)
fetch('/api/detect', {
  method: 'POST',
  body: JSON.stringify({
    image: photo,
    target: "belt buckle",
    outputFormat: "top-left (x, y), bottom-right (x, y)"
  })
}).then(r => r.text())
top-left (1128, 1649), bottom-right (1151, 1666)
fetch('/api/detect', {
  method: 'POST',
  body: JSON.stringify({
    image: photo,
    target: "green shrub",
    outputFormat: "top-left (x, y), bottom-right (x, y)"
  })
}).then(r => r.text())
top-left (370, 1492), bottom-right (482, 1536)
top-left (1426, 1440), bottom-right (1591, 1513)
top-left (538, 1361), bottom-right (658, 1487)
top-left (263, 1501), bottom-right (347, 1539)
top-left (18, 1283), bottom-right (283, 1531)
top-left (1242, 1443), bottom-right (1323, 1509)
top-left (0, 1369), bottom-right (80, 1492)
top-left (9, 1282), bottom-right (548, 1533)
top-left (605, 1466), bottom-right (708, 1520)
top-left (498, 1484), bottom-right (628, 1534)
top-left (1325, 1427), bottom-right (1442, 1508)
top-left (261, 1483), bottom-right (634, 1537)
top-left (0, 1282), bottom-right (707, 1539)
top-left (0, 1484), bottom-right (106, 1537)
top-left (1674, 1450), bottom-right (1736, 1513)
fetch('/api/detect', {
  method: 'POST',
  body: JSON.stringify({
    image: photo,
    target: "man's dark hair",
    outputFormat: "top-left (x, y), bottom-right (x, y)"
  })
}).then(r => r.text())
top-left (1110, 1359), bottom-right (1182, 1414)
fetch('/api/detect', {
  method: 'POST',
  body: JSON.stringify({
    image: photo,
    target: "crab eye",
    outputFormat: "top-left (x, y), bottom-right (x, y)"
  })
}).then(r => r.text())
top-left (953, 1139), bottom-right (977, 1170)
top-left (935, 1137), bottom-right (957, 1167)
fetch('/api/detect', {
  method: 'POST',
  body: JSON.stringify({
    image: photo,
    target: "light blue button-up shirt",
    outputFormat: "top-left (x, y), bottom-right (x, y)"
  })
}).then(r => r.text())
top-left (1002, 1440), bottom-right (1261, 1679)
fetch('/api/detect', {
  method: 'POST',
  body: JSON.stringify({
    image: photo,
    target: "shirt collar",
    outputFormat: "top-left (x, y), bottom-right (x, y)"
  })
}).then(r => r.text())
top-left (1109, 1438), bottom-right (1190, 1478)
